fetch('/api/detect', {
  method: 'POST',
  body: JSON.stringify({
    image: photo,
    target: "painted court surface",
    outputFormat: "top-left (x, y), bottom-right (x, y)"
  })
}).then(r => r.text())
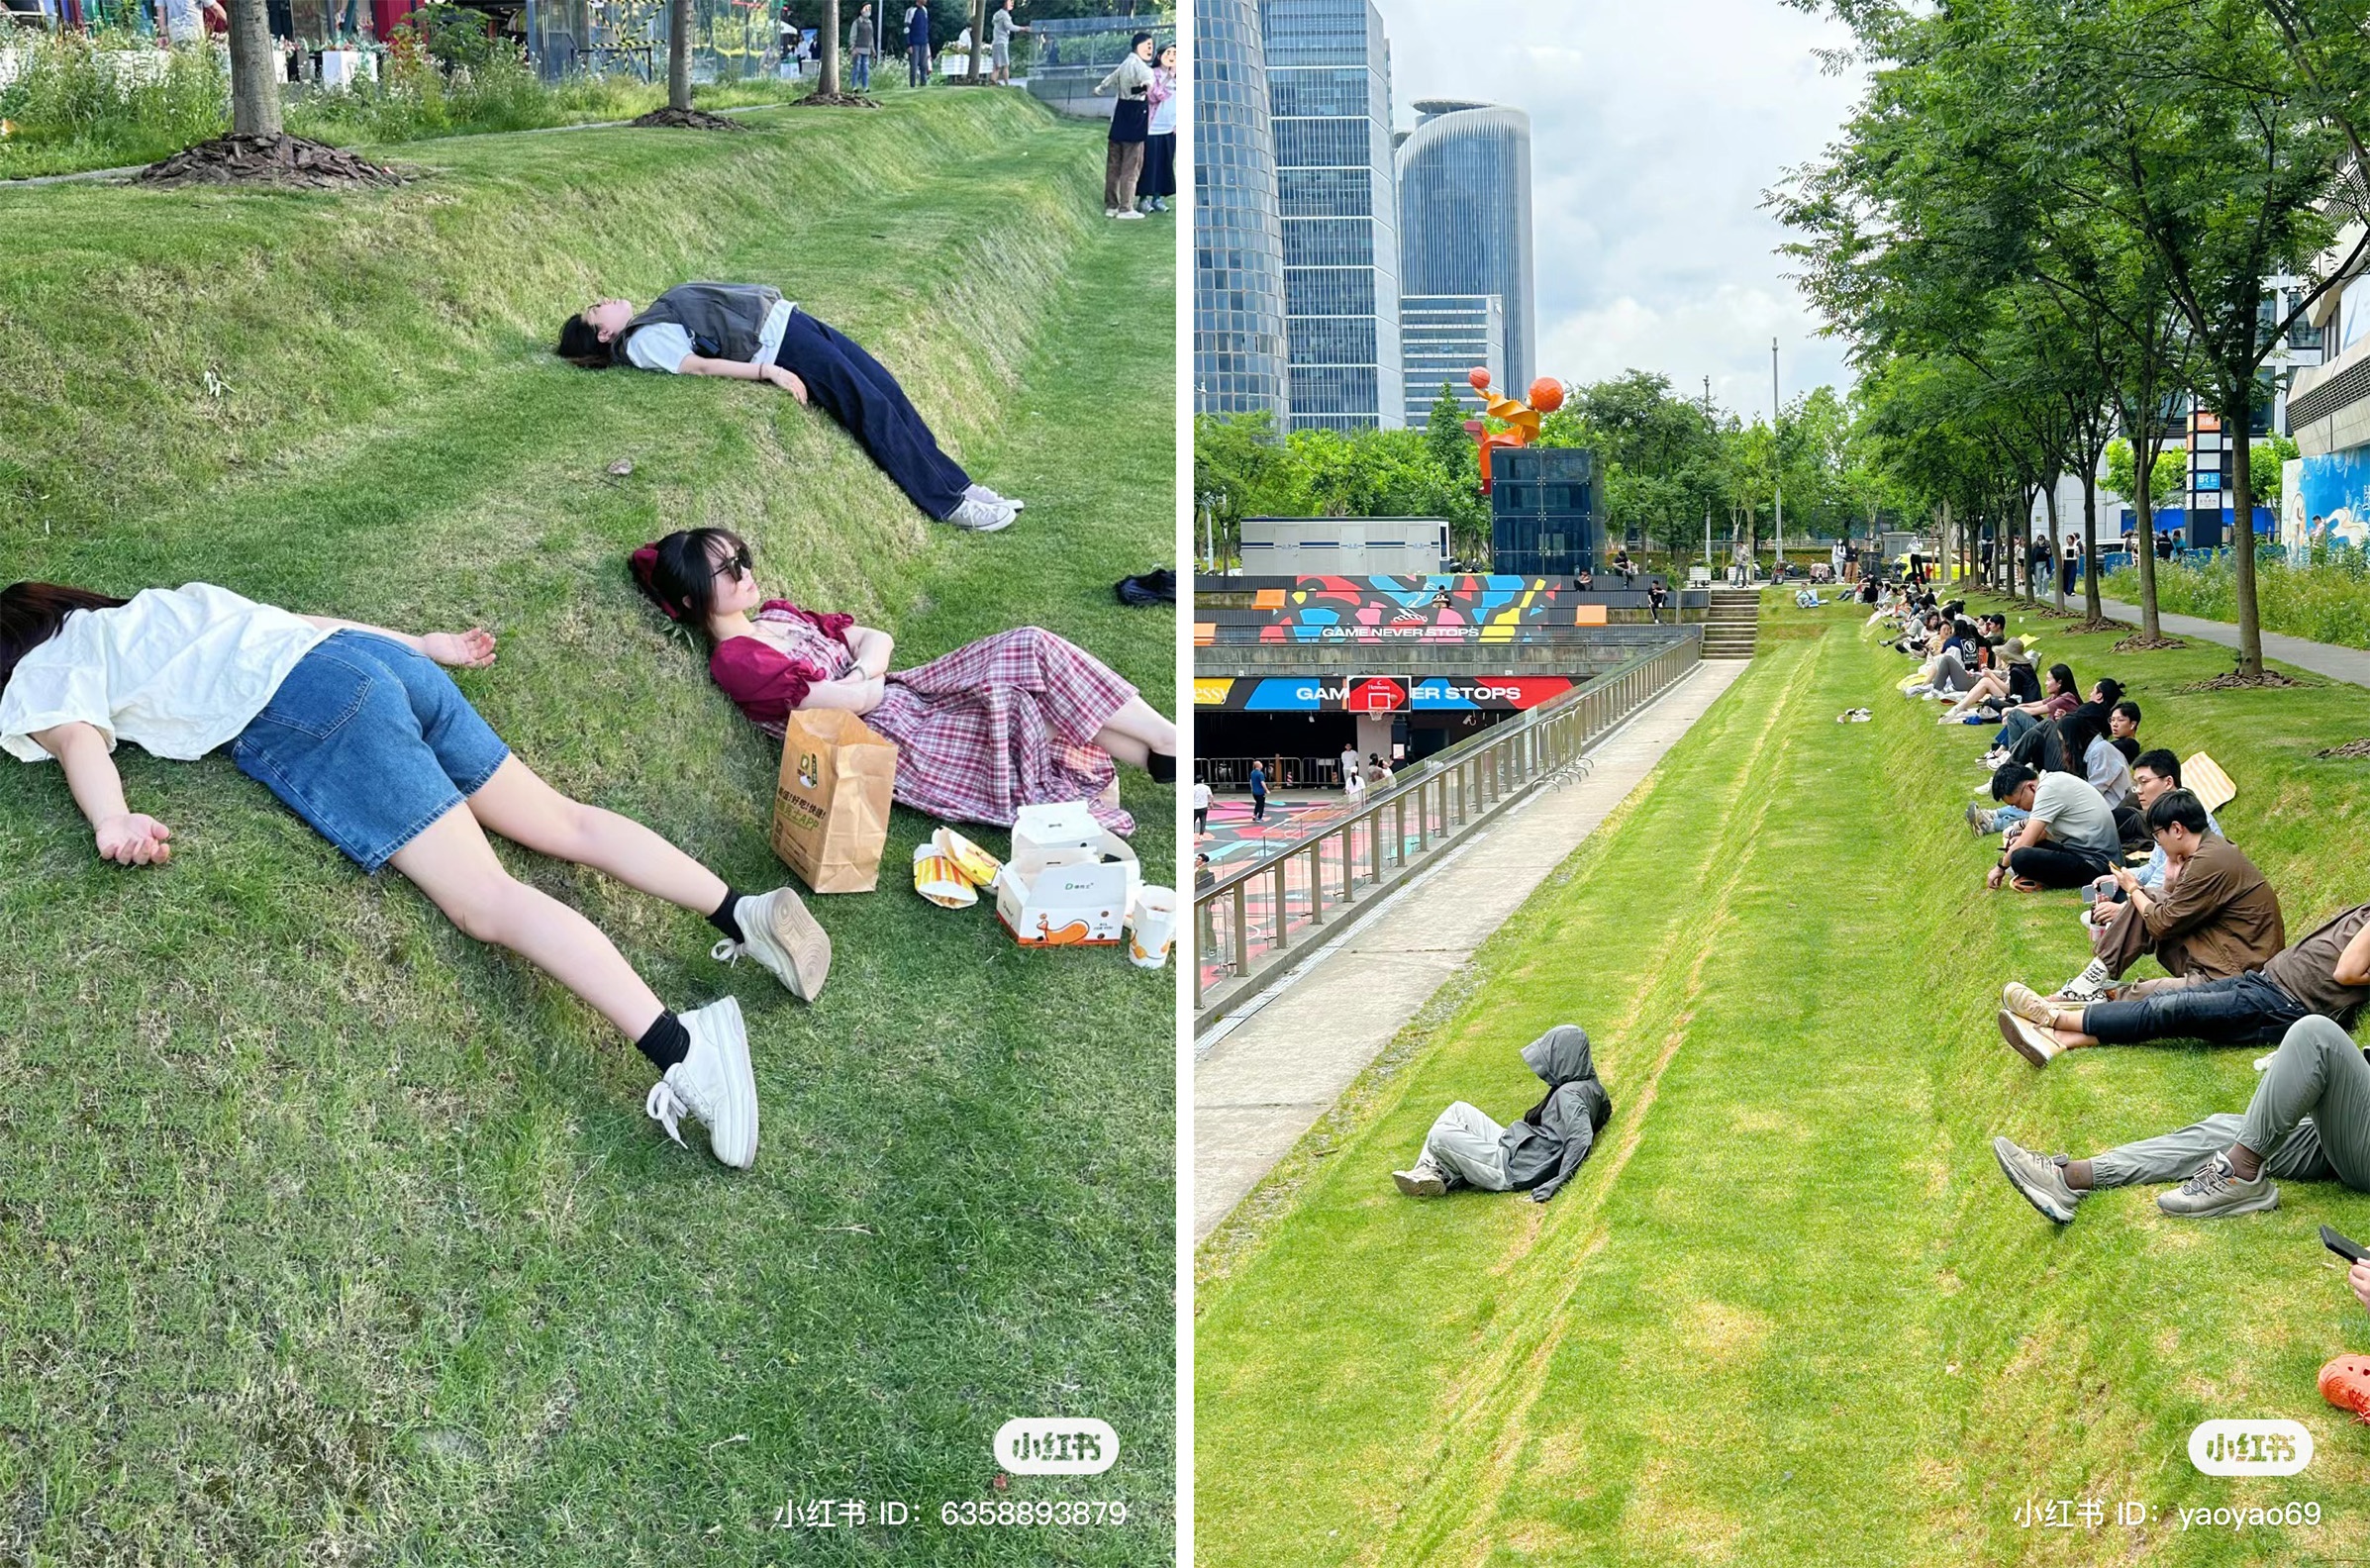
top-left (1195, 603), bottom-right (2370, 1568)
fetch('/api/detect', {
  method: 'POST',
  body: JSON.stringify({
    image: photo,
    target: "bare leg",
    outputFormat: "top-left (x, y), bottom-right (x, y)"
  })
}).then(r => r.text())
top-left (464, 755), bottom-right (729, 916)
top-left (389, 802), bottom-right (665, 1041)
top-left (1093, 696), bottom-right (1177, 770)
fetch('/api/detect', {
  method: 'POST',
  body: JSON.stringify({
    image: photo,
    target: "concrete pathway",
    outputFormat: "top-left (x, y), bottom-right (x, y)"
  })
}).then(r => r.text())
top-left (1191, 659), bottom-right (1747, 1243)
top-left (2095, 597), bottom-right (2370, 689)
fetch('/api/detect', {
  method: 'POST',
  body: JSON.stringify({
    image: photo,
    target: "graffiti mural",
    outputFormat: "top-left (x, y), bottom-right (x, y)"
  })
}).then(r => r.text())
top-left (1195, 574), bottom-right (1650, 646)
top-left (1194, 674), bottom-right (1576, 712)
top-left (2296, 448), bottom-right (2370, 548)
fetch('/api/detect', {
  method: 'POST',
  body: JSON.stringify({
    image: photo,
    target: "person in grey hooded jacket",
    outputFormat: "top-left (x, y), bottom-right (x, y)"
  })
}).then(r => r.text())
top-left (1392, 1025), bottom-right (1612, 1202)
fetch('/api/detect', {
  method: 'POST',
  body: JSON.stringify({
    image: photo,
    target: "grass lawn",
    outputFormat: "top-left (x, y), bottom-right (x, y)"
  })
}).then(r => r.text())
top-left (1194, 598), bottom-right (2370, 1566)
top-left (0, 92), bottom-right (1174, 1565)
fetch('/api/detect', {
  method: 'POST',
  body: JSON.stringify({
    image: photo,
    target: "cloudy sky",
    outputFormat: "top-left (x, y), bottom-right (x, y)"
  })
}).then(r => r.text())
top-left (1382, 0), bottom-right (1870, 419)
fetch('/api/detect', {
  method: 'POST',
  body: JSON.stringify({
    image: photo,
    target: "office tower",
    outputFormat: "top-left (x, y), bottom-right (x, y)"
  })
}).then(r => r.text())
top-left (1264, 0), bottom-right (1402, 430)
top-left (1400, 293), bottom-right (1506, 425)
top-left (1195, 0), bottom-right (1291, 425)
top-left (1397, 98), bottom-right (1535, 393)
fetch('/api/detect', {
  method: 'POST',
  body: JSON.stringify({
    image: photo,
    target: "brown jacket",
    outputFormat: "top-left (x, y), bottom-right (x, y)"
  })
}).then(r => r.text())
top-left (2141, 834), bottom-right (2284, 979)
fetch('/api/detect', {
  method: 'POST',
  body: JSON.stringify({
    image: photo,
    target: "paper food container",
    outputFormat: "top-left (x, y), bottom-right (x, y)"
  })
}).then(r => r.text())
top-left (913, 840), bottom-right (978, 909)
top-left (1008, 801), bottom-right (1108, 878)
top-left (995, 832), bottom-right (1139, 948)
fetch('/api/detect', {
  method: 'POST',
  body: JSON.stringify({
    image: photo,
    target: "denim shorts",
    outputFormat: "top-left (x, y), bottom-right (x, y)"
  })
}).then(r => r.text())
top-left (231, 631), bottom-right (510, 871)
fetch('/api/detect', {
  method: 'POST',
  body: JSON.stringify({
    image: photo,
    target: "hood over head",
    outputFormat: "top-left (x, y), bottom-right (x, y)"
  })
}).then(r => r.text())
top-left (1522, 1025), bottom-right (1597, 1088)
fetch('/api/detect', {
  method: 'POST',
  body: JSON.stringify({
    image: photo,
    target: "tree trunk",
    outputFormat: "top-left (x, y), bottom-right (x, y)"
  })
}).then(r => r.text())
top-left (969, 0), bottom-right (987, 79)
top-left (2081, 465), bottom-right (2102, 624)
top-left (228, 0), bottom-right (282, 136)
top-left (821, 0), bottom-right (840, 95)
top-left (2226, 391), bottom-right (2263, 676)
top-left (2042, 478), bottom-right (2064, 612)
top-left (668, 0), bottom-right (692, 111)
top-left (2132, 438), bottom-right (2161, 640)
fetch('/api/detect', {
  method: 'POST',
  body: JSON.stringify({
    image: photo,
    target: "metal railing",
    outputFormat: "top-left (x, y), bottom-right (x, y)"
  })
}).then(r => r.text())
top-left (1192, 632), bottom-right (1703, 1025)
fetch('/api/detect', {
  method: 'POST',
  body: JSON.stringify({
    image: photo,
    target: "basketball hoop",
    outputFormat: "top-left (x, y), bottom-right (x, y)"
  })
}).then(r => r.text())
top-left (1346, 677), bottom-right (1406, 716)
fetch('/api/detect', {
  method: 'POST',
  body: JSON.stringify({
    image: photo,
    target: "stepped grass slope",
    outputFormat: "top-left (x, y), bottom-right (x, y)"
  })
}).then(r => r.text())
top-left (0, 93), bottom-right (1174, 1566)
top-left (1195, 600), bottom-right (2370, 1567)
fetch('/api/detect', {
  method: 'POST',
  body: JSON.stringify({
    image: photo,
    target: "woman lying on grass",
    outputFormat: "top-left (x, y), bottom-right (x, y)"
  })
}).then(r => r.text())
top-left (0, 580), bottom-right (834, 1171)
top-left (633, 529), bottom-right (1176, 834)
top-left (557, 283), bottom-right (1025, 534)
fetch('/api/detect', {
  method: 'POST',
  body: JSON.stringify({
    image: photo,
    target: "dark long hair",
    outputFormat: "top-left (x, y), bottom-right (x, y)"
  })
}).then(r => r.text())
top-left (556, 315), bottom-right (614, 369)
top-left (2045, 662), bottom-right (2076, 699)
top-left (1, 582), bottom-right (128, 691)
top-left (630, 529), bottom-right (748, 629)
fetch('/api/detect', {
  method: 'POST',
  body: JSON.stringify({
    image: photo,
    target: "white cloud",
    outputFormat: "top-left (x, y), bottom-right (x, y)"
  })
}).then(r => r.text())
top-left (1383, 0), bottom-right (1868, 414)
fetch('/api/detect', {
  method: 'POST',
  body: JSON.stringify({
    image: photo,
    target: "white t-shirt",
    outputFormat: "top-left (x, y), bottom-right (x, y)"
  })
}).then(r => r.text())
top-left (160, 0), bottom-right (204, 44)
top-left (623, 298), bottom-right (796, 374)
top-left (1192, 782), bottom-right (1212, 811)
top-left (1, 583), bottom-right (329, 763)
top-left (2083, 735), bottom-right (2134, 810)
top-left (2029, 771), bottom-right (2120, 859)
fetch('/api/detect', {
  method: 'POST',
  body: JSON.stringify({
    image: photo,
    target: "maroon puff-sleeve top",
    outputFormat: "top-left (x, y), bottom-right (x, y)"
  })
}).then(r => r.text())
top-left (708, 600), bottom-right (857, 733)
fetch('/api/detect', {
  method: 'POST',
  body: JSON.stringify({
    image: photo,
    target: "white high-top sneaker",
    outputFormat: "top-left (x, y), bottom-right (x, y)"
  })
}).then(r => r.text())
top-left (644, 998), bottom-right (759, 1168)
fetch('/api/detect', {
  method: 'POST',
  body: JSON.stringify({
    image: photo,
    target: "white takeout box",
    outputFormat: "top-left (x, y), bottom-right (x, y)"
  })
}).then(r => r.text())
top-left (995, 803), bottom-right (1139, 946)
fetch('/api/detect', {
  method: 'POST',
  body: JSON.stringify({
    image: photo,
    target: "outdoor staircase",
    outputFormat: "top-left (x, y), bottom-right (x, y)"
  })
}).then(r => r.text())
top-left (1703, 587), bottom-right (1760, 658)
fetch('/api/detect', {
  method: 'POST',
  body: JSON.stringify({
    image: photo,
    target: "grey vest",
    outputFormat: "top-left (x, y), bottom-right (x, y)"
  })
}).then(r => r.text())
top-left (618, 282), bottom-right (781, 366)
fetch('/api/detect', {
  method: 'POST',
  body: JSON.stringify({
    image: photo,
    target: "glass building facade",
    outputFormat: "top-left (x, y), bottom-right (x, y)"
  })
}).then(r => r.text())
top-left (1264, 0), bottom-right (1402, 430)
top-left (1400, 293), bottom-right (1505, 426)
top-left (1397, 99), bottom-right (1535, 393)
top-left (1195, 0), bottom-right (1292, 426)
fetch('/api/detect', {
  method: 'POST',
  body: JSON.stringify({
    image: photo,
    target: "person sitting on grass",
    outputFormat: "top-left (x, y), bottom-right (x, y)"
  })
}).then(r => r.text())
top-left (1935, 622), bottom-right (2037, 722)
top-left (1391, 1025), bottom-right (1611, 1203)
top-left (1979, 762), bottom-right (2121, 894)
top-left (0, 580), bottom-right (833, 1171)
top-left (2003, 788), bottom-right (2282, 1014)
top-left (633, 530), bottom-right (1176, 834)
top-left (556, 284), bottom-right (1024, 534)
top-left (1993, 1014), bottom-right (2370, 1223)
top-left (1979, 662), bottom-right (2081, 757)
top-left (1995, 896), bottom-right (2370, 1068)
top-left (1973, 682), bottom-right (2132, 836)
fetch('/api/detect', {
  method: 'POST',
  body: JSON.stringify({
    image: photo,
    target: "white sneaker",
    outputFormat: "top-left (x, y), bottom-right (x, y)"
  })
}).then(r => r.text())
top-left (1113, 209), bottom-right (1145, 221)
top-left (1392, 1157), bottom-right (1447, 1197)
top-left (965, 481), bottom-right (1025, 513)
top-left (1104, 206), bottom-right (1119, 218)
top-left (946, 493), bottom-right (1020, 533)
top-left (2056, 958), bottom-right (2114, 1005)
top-left (645, 997), bottom-right (758, 1168)
top-left (713, 886), bottom-right (832, 1001)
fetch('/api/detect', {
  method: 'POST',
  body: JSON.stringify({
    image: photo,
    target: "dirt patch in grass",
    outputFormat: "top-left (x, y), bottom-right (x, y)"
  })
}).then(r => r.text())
top-left (2113, 633), bottom-right (2189, 652)
top-left (135, 134), bottom-right (408, 188)
top-left (2317, 737), bottom-right (2370, 759)
top-left (790, 92), bottom-right (884, 109)
top-left (2177, 668), bottom-right (2312, 692)
top-left (627, 107), bottom-right (751, 130)
top-left (2065, 617), bottom-right (2125, 635)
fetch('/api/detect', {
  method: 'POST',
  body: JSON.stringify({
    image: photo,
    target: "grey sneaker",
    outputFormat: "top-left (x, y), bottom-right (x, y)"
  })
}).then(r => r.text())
top-left (644, 997), bottom-right (758, 1168)
top-left (1392, 1158), bottom-right (1446, 1198)
top-left (1966, 803), bottom-right (1998, 835)
top-left (1993, 1135), bottom-right (2083, 1223)
top-left (2157, 1153), bottom-right (2278, 1218)
top-left (946, 493), bottom-right (1019, 533)
top-left (964, 481), bottom-right (1024, 513)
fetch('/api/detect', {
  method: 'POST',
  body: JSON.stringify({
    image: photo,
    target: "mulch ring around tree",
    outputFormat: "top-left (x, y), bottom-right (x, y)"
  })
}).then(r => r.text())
top-left (2178, 668), bottom-right (2312, 693)
top-left (2064, 617), bottom-right (2125, 636)
top-left (2316, 738), bottom-right (2370, 759)
top-left (2113, 634), bottom-right (2189, 652)
top-left (135, 134), bottom-right (409, 188)
top-left (628, 107), bottom-right (751, 130)
top-left (789, 92), bottom-right (882, 108)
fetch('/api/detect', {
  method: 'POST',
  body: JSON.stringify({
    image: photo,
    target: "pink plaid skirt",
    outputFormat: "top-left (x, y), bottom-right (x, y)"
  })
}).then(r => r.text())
top-left (868, 628), bottom-right (1136, 833)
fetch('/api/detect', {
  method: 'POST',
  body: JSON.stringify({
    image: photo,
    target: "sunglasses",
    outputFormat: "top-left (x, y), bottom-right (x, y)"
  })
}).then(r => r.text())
top-left (713, 543), bottom-right (753, 580)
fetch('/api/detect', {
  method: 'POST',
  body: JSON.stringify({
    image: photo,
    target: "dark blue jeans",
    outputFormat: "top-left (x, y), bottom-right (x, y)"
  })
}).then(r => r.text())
top-left (775, 309), bottom-right (970, 521)
top-left (2082, 971), bottom-right (2310, 1047)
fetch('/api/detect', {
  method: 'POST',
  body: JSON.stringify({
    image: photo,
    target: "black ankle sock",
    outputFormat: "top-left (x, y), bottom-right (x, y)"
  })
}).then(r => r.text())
top-left (636, 1011), bottom-right (691, 1072)
top-left (708, 888), bottom-right (747, 944)
top-left (1147, 751), bottom-right (1175, 784)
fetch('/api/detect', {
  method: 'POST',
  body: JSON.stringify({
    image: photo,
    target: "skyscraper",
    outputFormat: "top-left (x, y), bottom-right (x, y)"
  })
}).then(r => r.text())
top-left (1399, 294), bottom-right (1506, 425)
top-left (1264, 0), bottom-right (1403, 431)
top-left (1195, 0), bottom-right (1290, 426)
top-left (1397, 99), bottom-right (1535, 393)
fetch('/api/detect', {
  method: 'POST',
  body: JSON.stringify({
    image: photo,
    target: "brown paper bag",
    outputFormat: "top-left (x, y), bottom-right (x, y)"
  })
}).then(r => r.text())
top-left (770, 708), bottom-right (898, 893)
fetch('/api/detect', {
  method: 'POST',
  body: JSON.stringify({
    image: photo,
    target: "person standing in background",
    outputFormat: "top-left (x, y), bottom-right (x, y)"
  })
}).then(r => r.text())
top-left (1193, 777), bottom-right (1212, 836)
top-left (990, 0), bottom-right (1028, 85)
top-left (1095, 31), bottom-right (1154, 220)
top-left (906, 0), bottom-right (931, 86)
top-left (1138, 40), bottom-right (1177, 212)
top-left (848, 3), bottom-right (876, 91)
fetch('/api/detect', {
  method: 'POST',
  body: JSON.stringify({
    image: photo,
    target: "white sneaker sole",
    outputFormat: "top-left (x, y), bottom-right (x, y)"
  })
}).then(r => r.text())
top-left (746, 889), bottom-right (833, 1002)
top-left (1997, 1010), bottom-right (2058, 1068)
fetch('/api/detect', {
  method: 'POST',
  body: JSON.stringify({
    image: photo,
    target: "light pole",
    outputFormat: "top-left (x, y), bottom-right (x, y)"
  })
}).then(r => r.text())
top-left (1771, 337), bottom-right (1783, 583)
top-left (1703, 375), bottom-right (1714, 578)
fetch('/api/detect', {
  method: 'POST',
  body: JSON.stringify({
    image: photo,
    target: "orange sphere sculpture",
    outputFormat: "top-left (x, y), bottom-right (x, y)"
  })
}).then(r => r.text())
top-left (1528, 377), bottom-right (1565, 413)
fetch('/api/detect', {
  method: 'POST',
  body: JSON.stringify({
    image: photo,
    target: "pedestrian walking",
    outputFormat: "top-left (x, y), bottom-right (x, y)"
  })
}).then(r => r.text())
top-left (848, 3), bottom-right (875, 90)
top-left (1249, 760), bottom-right (1268, 824)
top-left (1193, 777), bottom-right (1211, 835)
top-left (1095, 31), bottom-right (1154, 220)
